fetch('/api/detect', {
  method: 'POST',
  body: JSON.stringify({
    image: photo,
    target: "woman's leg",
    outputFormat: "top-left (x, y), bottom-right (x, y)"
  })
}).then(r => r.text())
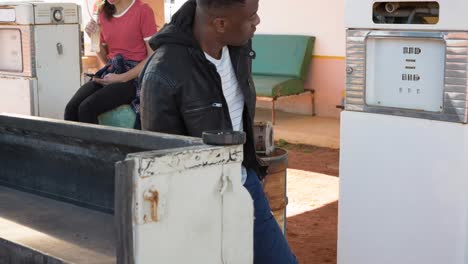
top-left (64, 81), bottom-right (103, 121)
top-left (78, 81), bottom-right (136, 124)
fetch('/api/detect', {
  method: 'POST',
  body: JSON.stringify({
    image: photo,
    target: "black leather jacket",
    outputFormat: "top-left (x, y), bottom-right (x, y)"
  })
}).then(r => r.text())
top-left (140, 0), bottom-right (265, 177)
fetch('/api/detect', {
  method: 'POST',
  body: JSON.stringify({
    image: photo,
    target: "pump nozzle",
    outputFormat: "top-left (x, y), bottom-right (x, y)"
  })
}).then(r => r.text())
top-left (385, 2), bottom-right (400, 13)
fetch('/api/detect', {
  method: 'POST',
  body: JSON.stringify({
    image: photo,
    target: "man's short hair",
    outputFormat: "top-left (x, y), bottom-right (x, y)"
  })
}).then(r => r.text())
top-left (197, 0), bottom-right (245, 9)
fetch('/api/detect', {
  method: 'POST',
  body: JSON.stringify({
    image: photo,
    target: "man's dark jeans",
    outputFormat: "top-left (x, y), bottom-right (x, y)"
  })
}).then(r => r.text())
top-left (244, 169), bottom-right (298, 264)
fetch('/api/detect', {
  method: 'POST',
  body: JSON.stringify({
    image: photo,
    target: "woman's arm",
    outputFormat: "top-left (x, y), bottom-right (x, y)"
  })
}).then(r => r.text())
top-left (120, 42), bottom-right (154, 82)
top-left (86, 19), bottom-right (108, 67)
top-left (94, 42), bottom-right (154, 85)
top-left (95, 43), bottom-right (108, 67)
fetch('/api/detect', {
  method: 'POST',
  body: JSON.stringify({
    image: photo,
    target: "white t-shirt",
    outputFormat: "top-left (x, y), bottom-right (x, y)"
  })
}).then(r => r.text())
top-left (205, 46), bottom-right (248, 184)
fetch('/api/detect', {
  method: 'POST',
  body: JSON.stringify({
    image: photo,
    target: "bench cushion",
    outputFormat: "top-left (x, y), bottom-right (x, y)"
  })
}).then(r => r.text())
top-left (252, 35), bottom-right (315, 79)
top-left (98, 104), bottom-right (136, 128)
top-left (253, 75), bottom-right (305, 98)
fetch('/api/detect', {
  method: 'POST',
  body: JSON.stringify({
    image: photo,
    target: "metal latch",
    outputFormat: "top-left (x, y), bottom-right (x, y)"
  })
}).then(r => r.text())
top-left (143, 187), bottom-right (159, 222)
top-left (56, 43), bottom-right (63, 55)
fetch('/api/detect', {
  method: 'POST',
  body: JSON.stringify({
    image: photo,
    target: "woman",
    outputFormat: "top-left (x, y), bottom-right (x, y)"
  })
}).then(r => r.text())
top-left (65, 0), bottom-right (157, 127)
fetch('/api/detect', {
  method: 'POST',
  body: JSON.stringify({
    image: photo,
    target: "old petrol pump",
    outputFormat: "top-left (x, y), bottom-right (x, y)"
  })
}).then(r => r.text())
top-left (340, 1), bottom-right (468, 263)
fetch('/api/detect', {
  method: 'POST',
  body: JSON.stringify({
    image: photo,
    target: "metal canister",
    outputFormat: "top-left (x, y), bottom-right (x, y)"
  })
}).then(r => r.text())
top-left (259, 148), bottom-right (288, 234)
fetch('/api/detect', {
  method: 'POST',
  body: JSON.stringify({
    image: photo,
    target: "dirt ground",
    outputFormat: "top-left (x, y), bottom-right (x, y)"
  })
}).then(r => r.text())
top-left (279, 142), bottom-right (340, 264)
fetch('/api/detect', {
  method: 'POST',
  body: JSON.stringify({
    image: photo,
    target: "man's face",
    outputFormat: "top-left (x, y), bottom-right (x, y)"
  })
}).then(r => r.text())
top-left (216, 0), bottom-right (260, 46)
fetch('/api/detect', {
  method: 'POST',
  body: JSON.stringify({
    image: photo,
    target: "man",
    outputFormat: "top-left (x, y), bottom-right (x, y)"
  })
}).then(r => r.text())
top-left (140, 0), bottom-right (298, 263)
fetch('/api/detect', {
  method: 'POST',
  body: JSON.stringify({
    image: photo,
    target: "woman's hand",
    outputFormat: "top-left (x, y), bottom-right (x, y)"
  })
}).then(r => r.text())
top-left (94, 73), bottom-right (128, 85)
top-left (85, 19), bottom-right (99, 37)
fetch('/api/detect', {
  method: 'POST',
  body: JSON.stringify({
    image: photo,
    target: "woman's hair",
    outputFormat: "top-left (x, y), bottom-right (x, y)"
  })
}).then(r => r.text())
top-left (101, 0), bottom-right (116, 20)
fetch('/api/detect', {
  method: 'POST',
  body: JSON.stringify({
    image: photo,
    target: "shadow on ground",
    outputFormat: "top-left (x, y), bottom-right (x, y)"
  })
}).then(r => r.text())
top-left (287, 201), bottom-right (338, 264)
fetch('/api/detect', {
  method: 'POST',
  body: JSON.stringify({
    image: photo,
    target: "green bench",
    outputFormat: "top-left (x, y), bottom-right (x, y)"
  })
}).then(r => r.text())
top-left (98, 35), bottom-right (315, 128)
top-left (252, 34), bottom-right (315, 124)
top-left (98, 104), bottom-right (136, 129)
top-left (81, 74), bottom-right (137, 129)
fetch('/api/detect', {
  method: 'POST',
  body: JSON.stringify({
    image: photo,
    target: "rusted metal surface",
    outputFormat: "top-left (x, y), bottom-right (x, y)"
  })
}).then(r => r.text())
top-left (134, 145), bottom-right (245, 226)
top-left (143, 187), bottom-right (160, 222)
top-left (263, 170), bottom-right (288, 211)
top-left (259, 148), bottom-right (288, 173)
top-left (259, 148), bottom-right (288, 233)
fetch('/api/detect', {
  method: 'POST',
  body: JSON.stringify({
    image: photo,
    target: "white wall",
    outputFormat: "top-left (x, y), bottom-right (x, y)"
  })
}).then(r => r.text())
top-left (256, 0), bottom-right (346, 57)
top-left (164, 0), bottom-right (188, 23)
top-left (156, 0), bottom-right (347, 56)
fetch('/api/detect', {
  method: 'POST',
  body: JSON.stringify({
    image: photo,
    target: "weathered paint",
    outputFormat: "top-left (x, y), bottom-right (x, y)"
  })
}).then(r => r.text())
top-left (130, 145), bottom-right (254, 264)
top-left (132, 145), bottom-right (244, 178)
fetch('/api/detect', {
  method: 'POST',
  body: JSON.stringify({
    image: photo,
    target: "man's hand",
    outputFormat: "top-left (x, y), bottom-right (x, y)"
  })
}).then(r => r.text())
top-left (94, 73), bottom-right (127, 85)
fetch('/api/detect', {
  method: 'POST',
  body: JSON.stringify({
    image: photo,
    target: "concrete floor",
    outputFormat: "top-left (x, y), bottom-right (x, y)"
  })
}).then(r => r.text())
top-left (255, 108), bottom-right (341, 149)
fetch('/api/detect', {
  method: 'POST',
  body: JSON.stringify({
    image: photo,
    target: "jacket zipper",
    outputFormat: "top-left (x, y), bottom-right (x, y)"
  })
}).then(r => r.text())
top-left (184, 103), bottom-right (223, 114)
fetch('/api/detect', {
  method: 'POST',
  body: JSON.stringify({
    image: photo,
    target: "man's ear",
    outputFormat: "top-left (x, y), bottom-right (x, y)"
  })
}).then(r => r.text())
top-left (213, 17), bottom-right (227, 33)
